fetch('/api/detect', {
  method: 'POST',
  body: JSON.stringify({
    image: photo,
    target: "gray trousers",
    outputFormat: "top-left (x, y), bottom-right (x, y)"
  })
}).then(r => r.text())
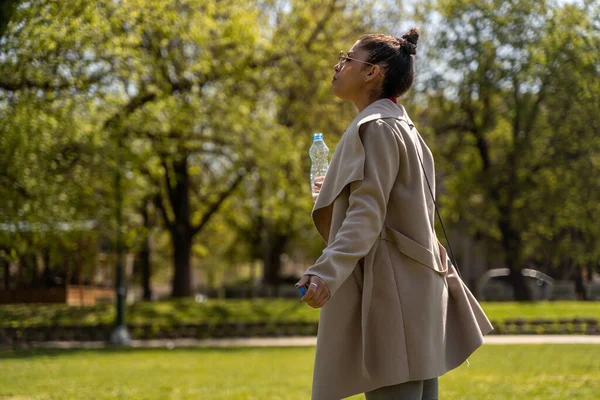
top-left (364, 378), bottom-right (439, 400)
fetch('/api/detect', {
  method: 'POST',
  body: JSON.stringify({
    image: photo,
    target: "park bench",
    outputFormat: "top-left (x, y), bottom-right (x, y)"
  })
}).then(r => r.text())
top-left (587, 283), bottom-right (600, 301)
top-left (481, 281), bottom-right (514, 301)
top-left (550, 281), bottom-right (577, 301)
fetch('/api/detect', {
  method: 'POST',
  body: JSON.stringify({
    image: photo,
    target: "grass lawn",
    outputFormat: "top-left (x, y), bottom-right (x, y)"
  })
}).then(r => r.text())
top-left (0, 345), bottom-right (598, 399)
top-left (1, 300), bottom-right (599, 328)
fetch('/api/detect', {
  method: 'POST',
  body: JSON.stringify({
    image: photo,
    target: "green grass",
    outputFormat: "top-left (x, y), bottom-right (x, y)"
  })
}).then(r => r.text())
top-left (0, 345), bottom-right (598, 399)
top-left (1, 300), bottom-right (599, 328)
top-left (480, 301), bottom-right (600, 321)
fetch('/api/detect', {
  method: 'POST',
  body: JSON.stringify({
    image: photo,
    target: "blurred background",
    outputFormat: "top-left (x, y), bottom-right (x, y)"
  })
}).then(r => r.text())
top-left (0, 1), bottom-right (599, 398)
top-left (1, 0), bottom-right (599, 304)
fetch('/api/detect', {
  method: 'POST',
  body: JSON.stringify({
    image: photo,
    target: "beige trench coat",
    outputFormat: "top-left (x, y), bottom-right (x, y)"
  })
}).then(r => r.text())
top-left (304, 99), bottom-right (494, 400)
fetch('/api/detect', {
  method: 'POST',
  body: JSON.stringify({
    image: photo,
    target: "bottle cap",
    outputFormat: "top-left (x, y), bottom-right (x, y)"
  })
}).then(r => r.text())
top-left (313, 133), bottom-right (323, 140)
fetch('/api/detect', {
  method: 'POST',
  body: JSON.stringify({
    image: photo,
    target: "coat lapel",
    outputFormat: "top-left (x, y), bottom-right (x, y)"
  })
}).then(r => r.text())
top-left (311, 100), bottom-right (407, 242)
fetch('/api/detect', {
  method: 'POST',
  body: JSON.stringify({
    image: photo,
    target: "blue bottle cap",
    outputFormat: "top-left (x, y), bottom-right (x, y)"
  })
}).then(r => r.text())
top-left (313, 133), bottom-right (323, 140)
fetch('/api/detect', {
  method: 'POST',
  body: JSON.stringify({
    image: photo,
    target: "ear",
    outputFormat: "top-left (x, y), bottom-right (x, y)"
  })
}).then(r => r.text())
top-left (364, 65), bottom-right (382, 83)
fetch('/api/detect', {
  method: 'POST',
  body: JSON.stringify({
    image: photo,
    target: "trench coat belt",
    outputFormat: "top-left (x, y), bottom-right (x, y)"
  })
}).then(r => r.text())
top-left (360, 226), bottom-right (449, 379)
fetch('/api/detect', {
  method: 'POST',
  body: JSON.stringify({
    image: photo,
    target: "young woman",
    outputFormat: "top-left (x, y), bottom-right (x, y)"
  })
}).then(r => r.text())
top-left (296, 28), bottom-right (493, 400)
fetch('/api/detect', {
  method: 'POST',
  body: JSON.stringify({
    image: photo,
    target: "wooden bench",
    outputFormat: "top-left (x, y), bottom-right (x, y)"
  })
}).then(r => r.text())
top-left (0, 285), bottom-right (114, 306)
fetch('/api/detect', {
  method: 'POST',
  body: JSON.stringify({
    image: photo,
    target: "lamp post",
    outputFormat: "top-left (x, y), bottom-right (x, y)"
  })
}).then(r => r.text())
top-left (109, 135), bottom-right (131, 346)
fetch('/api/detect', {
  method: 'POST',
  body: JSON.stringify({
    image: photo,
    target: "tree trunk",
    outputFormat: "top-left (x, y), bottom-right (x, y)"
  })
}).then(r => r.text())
top-left (262, 231), bottom-right (288, 294)
top-left (156, 153), bottom-right (245, 298)
top-left (575, 267), bottom-right (588, 301)
top-left (17, 259), bottom-right (24, 287)
top-left (171, 231), bottom-right (193, 297)
top-left (41, 247), bottom-right (52, 287)
top-left (72, 252), bottom-right (82, 286)
top-left (18, 253), bottom-right (35, 287)
top-left (139, 200), bottom-right (153, 301)
top-left (64, 257), bottom-right (71, 285)
top-left (168, 156), bottom-right (194, 298)
top-left (3, 259), bottom-right (9, 290)
top-left (499, 210), bottom-right (531, 301)
top-left (506, 268), bottom-right (530, 301)
top-left (138, 238), bottom-right (152, 300)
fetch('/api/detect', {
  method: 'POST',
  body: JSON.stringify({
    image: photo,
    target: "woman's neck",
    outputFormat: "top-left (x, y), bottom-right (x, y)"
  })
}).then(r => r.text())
top-left (354, 99), bottom-right (370, 113)
top-left (353, 88), bottom-right (397, 112)
top-left (353, 92), bottom-right (380, 113)
top-left (354, 96), bottom-right (396, 113)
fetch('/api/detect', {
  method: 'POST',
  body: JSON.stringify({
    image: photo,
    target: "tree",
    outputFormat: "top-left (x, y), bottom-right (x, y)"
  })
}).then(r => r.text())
top-left (106, 0), bottom-right (270, 297)
top-left (228, 0), bottom-right (408, 288)
top-left (0, 0), bottom-right (145, 290)
top-left (2, 0), bottom-right (271, 297)
top-left (421, 0), bottom-right (600, 299)
top-left (0, 0), bottom-right (18, 38)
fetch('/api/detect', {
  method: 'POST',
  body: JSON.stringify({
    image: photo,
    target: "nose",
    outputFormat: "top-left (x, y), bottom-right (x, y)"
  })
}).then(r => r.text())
top-left (334, 62), bottom-right (341, 72)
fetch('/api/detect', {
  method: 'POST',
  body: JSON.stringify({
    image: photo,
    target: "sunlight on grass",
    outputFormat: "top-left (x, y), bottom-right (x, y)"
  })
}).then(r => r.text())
top-left (0, 345), bottom-right (598, 399)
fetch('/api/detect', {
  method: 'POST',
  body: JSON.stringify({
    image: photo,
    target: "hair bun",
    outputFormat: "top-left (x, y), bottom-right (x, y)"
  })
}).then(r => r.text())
top-left (398, 27), bottom-right (419, 55)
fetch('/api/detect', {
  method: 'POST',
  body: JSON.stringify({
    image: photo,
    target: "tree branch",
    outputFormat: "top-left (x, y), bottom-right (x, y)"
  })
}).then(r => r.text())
top-left (244, 0), bottom-right (339, 72)
top-left (0, 0), bottom-right (18, 39)
top-left (154, 191), bottom-right (175, 232)
top-left (160, 156), bottom-right (179, 216)
top-left (191, 169), bottom-right (246, 236)
top-left (524, 76), bottom-right (549, 136)
top-left (103, 91), bottom-right (157, 131)
top-left (0, 70), bottom-right (108, 92)
top-left (0, 174), bottom-right (31, 199)
top-left (304, 0), bottom-right (339, 52)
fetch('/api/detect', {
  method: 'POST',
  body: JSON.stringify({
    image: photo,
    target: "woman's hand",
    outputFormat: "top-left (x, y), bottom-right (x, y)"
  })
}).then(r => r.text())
top-left (296, 275), bottom-right (330, 308)
top-left (312, 176), bottom-right (325, 202)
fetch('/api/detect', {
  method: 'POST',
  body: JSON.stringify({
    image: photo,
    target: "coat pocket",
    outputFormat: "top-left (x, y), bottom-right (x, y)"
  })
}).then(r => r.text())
top-left (380, 226), bottom-right (447, 275)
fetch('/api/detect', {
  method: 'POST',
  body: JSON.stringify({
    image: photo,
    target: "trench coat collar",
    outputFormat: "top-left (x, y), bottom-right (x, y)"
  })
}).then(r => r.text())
top-left (312, 99), bottom-right (411, 242)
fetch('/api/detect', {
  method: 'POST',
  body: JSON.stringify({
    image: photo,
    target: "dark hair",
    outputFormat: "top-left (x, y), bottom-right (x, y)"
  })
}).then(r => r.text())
top-left (358, 28), bottom-right (419, 98)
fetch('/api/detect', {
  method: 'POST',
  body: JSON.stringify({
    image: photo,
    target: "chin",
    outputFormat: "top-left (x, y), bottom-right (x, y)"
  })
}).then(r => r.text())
top-left (332, 85), bottom-right (349, 101)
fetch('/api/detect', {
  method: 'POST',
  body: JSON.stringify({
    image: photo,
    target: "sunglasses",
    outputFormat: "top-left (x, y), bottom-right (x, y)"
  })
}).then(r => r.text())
top-left (338, 51), bottom-right (375, 66)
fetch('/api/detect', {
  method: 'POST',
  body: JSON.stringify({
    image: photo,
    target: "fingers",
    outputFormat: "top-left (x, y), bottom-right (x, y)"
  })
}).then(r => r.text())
top-left (297, 275), bottom-right (331, 307)
top-left (309, 290), bottom-right (328, 308)
top-left (296, 276), bottom-right (310, 296)
top-left (312, 176), bottom-right (326, 202)
top-left (301, 282), bottom-right (317, 303)
top-left (302, 277), bottom-right (330, 308)
top-left (295, 275), bottom-right (310, 289)
top-left (314, 176), bottom-right (325, 190)
top-left (312, 290), bottom-right (329, 308)
top-left (297, 275), bottom-right (315, 303)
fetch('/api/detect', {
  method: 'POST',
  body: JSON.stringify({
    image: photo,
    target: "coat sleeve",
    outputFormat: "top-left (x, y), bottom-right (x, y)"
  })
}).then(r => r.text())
top-left (304, 119), bottom-right (403, 298)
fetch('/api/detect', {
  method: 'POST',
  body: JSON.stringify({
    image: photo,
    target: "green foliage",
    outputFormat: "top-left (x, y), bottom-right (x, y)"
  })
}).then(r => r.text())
top-left (1, 300), bottom-right (598, 328)
top-left (0, 1), bottom-right (127, 283)
top-left (0, 1), bottom-right (18, 38)
top-left (420, 0), bottom-right (600, 280)
top-left (2, 0), bottom-right (598, 297)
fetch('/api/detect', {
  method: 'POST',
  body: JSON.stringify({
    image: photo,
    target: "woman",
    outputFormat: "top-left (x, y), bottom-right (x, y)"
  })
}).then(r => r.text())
top-left (296, 28), bottom-right (493, 400)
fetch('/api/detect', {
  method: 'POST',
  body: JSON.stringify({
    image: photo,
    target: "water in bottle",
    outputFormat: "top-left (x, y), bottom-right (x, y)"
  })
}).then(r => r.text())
top-left (309, 133), bottom-right (329, 198)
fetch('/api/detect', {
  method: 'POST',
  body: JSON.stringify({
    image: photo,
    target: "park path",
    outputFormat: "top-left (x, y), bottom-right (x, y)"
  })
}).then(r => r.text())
top-left (18, 335), bottom-right (600, 350)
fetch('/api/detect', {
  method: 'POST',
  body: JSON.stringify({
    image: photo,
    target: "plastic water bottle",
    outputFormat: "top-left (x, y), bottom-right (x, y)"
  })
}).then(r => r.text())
top-left (309, 133), bottom-right (329, 198)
